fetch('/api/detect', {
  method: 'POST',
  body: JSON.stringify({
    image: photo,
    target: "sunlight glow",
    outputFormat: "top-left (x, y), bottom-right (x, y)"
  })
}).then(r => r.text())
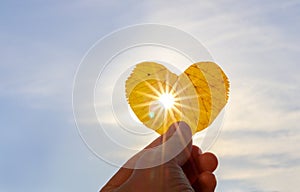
top-left (159, 93), bottom-right (175, 109)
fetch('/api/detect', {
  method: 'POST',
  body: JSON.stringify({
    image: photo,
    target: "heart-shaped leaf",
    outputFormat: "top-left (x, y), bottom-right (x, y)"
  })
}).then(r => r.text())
top-left (125, 61), bottom-right (229, 135)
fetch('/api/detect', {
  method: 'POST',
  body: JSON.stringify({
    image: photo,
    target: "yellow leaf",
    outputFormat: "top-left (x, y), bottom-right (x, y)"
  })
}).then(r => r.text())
top-left (125, 61), bottom-right (229, 135)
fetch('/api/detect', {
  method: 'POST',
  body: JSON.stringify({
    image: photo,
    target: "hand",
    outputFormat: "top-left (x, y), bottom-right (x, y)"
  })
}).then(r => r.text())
top-left (101, 122), bottom-right (218, 192)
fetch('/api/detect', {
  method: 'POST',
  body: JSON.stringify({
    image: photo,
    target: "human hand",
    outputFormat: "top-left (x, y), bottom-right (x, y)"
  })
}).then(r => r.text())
top-left (101, 122), bottom-right (218, 192)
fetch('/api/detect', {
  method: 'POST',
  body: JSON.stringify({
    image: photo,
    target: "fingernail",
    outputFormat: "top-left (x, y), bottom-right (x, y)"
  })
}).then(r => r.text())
top-left (165, 123), bottom-right (177, 138)
top-left (198, 148), bottom-right (202, 154)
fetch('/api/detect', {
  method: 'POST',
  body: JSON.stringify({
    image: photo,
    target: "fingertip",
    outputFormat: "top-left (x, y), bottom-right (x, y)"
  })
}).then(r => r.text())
top-left (165, 121), bottom-right (193, 166)
top-left (190, 145), bottom-right (201, 170)
top-left (175, 121), bottom-right (192, 136)
top-left (144, 121), bottom-right (180, 149)
top-left (198, 152), bottom-right (218, 172)
top-left (164, 122), bottom-right (177, 138)
top-left (175, 121), bottom-right (190, 129)
top-left (192, 171), bottom-right (217, 192)
top-left (192, 145), bottom-right (202, 155)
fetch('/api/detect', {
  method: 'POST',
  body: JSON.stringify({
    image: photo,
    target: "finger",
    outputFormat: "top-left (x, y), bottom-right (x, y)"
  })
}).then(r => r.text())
top-left (192, 145), bottom-right (202, 156)
top-left (192, 171), bottom-right (217, 192)
top-left (198, 152), bottom-right (218, 172)
top-left (182, 145), bottom-right (202, 184)
top-left (183, 147), bottom-right (219, 185)
top-left (135, 121), bottom-right (192, 168)
top-left (171, 121), bottom-right (193, 166)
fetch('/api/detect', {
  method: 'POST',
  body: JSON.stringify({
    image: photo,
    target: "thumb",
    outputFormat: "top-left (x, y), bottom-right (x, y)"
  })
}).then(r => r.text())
top-left (100, 122), bottom-right (192, 192)
top-left (169, 121), bottom-right (193, 166)
top-left (135, 121), bottom-right (193, 168)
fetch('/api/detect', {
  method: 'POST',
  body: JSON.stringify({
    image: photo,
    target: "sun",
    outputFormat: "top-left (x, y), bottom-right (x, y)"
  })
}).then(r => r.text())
top-left (158, 93), bottom-right (175, 109)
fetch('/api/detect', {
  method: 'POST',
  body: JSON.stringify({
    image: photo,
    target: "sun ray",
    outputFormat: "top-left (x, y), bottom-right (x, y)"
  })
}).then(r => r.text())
top-left (173, 82), bottom-right (194, 95)
top-left (165, 72), bottom-right (170, 94)
top-left (135, 91), bottom-right (159, 100)
top-left (168, 106), bottom-right (178, 123)
top-left (157, 81), bottom-right (165, 96)
top-left (171, 105), bottom-right (183, 117)
top-left (178, 103), bottom-right (200, 111)
top-left (144, 81), bottom-right (163, 97)
top-left (139, 110), bottom-right (153, 121)
top-left (151, 107), bottom-right (164, 126)
top-left (174, 94), bottom-right (198, 102)
top-left (132, 101), bottom-right (156, 108)
top-left (176, 123), bottom-right (191, 153)
top-left (171, 78), bottom-right (180, 91)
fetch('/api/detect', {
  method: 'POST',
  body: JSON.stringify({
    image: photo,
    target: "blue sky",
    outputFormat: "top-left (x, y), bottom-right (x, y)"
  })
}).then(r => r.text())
top-left (1, 0), bottom-right (299, 191)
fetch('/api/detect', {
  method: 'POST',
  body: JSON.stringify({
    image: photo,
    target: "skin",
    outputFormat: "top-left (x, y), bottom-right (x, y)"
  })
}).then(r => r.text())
top-left (101, 122), bottom-right (218, 192)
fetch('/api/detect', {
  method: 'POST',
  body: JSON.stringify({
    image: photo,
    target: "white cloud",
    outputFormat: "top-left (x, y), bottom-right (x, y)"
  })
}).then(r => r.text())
top-left (2, 1), bottom-right (299, 191)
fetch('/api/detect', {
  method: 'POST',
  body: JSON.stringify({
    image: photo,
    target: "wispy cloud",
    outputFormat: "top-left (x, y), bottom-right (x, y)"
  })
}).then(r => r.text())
top-left (1, 0), bottom-right (299, 191)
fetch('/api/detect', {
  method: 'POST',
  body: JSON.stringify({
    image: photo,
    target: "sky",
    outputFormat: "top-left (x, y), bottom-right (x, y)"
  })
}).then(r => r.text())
top-left (0, 0), bottom-right (299, 191)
